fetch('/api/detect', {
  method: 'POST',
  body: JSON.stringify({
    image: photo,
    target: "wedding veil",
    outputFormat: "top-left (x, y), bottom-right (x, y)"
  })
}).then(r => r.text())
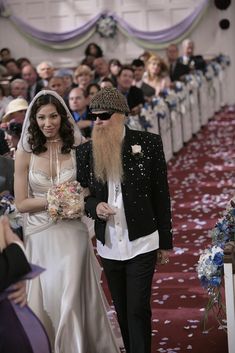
top-left (18, 90), bottom-right (83, 152)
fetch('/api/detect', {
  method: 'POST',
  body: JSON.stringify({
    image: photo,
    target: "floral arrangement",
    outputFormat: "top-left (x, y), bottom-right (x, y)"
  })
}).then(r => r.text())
top-left (96, 15), bottom-right (117, 38)
top-left (197, 199), bottom-right (235, 328)
top-left (47, 181), bottom-right (84, 222)
top-left (159, 88), bottom-right (178, 110)
top-left (152, 97), bottom-right (168, 119)
top-left (0, 192), bottom-right (23, 230)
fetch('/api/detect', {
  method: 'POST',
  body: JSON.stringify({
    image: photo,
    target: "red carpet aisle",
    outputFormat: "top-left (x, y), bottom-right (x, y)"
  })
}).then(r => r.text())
top-left (100, 107), bottom-right (235, 353)
top-left (150, 106), bottom-right (235, 353)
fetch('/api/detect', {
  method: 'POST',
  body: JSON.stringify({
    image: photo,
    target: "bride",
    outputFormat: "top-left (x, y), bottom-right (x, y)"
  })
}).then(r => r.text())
top-left (14, 90), bottom-right (120, 353)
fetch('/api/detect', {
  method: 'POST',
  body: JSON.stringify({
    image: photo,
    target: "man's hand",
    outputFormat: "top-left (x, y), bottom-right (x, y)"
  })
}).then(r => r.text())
top-left (8, 281), bottom-right (27, 307)
top-left (157, 250), bottom-right (171, 265)
top-left (96, 202), bottom-right (116, 221)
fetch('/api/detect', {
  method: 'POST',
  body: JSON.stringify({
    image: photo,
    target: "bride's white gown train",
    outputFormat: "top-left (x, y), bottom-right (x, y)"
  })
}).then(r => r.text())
top-left (24, 152), bottom-right (120, 353)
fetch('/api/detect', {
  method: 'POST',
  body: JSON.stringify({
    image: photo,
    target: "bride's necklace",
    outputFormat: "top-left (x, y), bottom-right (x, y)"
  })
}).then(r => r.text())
top-left (47, 138), bottom-right (62, 143)
top-left (46, 138), bottom-right (62, 185)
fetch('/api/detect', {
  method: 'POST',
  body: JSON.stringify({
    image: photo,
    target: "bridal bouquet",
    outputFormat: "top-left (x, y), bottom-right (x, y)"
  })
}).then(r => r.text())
top-left (47, 181), bottom-right (84, 221)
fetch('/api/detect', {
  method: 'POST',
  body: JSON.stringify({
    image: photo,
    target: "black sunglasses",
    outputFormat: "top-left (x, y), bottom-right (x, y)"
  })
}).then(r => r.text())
top-left (90, 112), bottom-right (113, 121)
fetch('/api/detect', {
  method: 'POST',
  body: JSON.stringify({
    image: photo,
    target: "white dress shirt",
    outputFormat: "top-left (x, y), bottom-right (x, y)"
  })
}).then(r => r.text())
top-left (97, 180), bottom-right (159, 261)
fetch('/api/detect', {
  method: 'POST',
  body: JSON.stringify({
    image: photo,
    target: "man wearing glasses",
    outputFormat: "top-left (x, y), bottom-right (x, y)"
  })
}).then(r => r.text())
top-left (76, 87), bottom-right (173, 353)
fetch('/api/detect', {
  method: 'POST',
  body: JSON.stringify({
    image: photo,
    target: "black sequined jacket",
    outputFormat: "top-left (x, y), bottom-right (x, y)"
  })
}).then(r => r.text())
top-left (76, 126), bottom-right (173, 249)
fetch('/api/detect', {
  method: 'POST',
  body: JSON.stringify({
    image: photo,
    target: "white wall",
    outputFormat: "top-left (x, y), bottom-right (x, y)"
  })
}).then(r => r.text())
top-left (0, 0), bottom-right (234, 102)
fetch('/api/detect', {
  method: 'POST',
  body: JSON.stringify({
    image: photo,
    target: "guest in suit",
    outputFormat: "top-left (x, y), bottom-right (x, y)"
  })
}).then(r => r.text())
top-left (131, 58), bottom-right (155, 101)
top-left (166, 43), bottom-right (190, 82)
top-left (178, 38), bottom-right (207, 73)
top-left (117, 65), bottom-right (145, 116)
top-left (21, 64), bottom-right (44, 102)
top-left (76, 88), bottom-right (173, 353)
top-left (36, 61), bottom-right (54, 88)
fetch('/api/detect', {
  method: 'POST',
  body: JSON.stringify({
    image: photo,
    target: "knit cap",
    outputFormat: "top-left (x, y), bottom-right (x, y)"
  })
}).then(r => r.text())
top-left (90, 87), bottom-right (130, 114)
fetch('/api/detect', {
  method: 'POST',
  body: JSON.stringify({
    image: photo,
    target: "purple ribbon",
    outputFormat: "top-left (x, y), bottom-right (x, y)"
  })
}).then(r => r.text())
top-left (0, 0), bottom-right (209, 45)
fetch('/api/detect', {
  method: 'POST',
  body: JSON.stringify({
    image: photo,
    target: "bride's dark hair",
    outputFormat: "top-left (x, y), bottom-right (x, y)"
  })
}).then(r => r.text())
top-left (28, 94), bottom-right (75, 154)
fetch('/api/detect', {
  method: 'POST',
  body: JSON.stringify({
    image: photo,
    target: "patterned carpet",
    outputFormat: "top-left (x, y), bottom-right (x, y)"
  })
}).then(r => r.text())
top-left (101, 106), bottom-right (235, 353)
top-left (150, 106), bottom-right (235, 353)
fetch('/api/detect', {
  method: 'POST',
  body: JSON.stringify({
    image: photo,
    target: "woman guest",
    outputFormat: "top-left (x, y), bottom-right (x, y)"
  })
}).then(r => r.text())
top-left (14, 90), bottom-right (120, 353)
top-left (144, 54), bottom-right (171, 96)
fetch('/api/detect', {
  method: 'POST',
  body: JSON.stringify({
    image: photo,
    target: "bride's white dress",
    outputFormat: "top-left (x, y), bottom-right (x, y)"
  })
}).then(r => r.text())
top-left (24, 150), bottom-right (120, 353)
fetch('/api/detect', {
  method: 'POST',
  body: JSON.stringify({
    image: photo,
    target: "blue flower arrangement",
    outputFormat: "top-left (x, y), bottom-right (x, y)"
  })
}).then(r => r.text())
top-left (197, 199), bottom-right (235, 328)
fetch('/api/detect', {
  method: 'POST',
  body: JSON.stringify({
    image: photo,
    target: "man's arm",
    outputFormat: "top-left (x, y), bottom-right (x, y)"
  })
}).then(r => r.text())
top-left (0, 216), bottom-right (31, 292)
top-left (0, 244), bottom-right (31, 291)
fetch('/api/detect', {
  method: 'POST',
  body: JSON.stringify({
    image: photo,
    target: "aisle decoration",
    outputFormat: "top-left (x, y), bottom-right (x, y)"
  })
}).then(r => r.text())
top-left (197, 199), bottom-right (235, 328)
top-left (0, 192), bottom-right (22, 231)
top-left (0, 0), bottom-right (209, 50)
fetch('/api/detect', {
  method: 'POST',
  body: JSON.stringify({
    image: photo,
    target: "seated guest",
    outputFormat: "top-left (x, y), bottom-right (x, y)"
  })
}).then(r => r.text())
top-left (144, 54), bottom-right (171, 96)
top-left (4, 121), bottom-right (22, 159)
top-left (10, 79), bottom-right (28, 100)
top-left (93, 57), bottom-right (110, 84)
top-left (100, 77), bottom-right (114, 89)
top-left (108, 58), bottom-right (122, 87)
top-left (4, 59), bottom-right (21, 81)
top-left (21, 64), bottom-right (44, 102)
top-left (47, 76), bottom-right (67, 101)
top-left (131, 58), bottom-right (155, 101)
top-left (0, 48), bottom-right (12, 66)
top-left (0, 84), bottom-right (12, 120)
top-left (36, 61), bottom-right (55, 87)
top-left (178, 38), bottom-right (207, 73)
top-left (2, 97), bottom-right (28, 124)
top-left (54, 68), bottom-right (74, 99)
top-left (85, 83), bottom-right (100, 104)
top-left (16, 57), bottom-right (31, 70)
top-left (0, 129), bottom-right (10, 156)
top-left (117, 65), bottom-right (145, 115)
top-left (166, 43), bottom-right (190, 82)
top-left (82, 42), bottom-right (103, 69)
top-left (84, 42), bottom-right (103, 58)
top-left (73, 64), bottom-right (93, 91)
top-left (0, 155), bottom-right (14, 192)
top-left (68, 87), bottom-right (93, 138)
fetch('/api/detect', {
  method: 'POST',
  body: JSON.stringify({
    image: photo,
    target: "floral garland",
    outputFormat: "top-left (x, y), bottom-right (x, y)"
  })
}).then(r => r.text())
top-left (197, 198), bottom-right (235, 328)
top-left (96, 15), bottom-right (117, 38)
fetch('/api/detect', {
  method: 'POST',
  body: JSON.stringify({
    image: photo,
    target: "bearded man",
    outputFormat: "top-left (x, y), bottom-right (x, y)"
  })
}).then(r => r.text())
top-left (76, 88), bottom-right (173, 353)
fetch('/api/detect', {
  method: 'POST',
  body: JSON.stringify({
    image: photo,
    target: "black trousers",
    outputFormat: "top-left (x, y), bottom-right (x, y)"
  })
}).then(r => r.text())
top-left (101, 250), bottom-right (157, 353)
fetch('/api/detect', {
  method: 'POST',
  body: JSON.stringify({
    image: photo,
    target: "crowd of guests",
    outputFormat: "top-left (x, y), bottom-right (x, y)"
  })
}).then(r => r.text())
top-left (0, 38), bottom-right (207, 161)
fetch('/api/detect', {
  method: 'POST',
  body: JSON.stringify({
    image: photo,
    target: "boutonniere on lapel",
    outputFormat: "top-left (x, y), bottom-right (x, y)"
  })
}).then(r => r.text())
top-left (131, 144), bottom-right (143, 159)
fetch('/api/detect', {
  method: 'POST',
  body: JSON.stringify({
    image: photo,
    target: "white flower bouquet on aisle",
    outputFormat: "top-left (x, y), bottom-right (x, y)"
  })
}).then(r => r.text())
top-left (47, 181), bottom-right (84, 222)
